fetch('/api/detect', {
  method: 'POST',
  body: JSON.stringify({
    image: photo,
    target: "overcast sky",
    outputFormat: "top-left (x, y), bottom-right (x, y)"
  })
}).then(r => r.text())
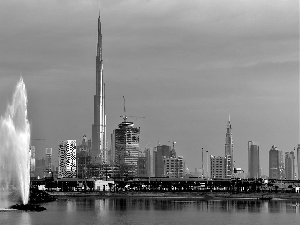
top-left (0, 0), bottom-right (298, 176)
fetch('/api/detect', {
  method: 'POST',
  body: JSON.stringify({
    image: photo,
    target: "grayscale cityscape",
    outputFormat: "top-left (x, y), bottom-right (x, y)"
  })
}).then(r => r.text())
top-left (0, 0), bottom-right (299, 224)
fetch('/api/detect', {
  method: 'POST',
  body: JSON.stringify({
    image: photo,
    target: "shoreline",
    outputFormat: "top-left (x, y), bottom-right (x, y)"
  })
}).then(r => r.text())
top-left (46, 191), bottom-right (300, 200)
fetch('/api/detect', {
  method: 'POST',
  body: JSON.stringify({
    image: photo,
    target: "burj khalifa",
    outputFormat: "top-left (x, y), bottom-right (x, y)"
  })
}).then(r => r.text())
top-left (91, 11), bottom-right (106, 164)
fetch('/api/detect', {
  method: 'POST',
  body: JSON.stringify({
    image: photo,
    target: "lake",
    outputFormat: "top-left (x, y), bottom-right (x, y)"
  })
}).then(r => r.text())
top-left (1, 197), bottom-right (300, 225)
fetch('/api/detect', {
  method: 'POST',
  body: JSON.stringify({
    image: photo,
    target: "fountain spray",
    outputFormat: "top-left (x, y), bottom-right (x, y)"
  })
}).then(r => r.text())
top-left (0, 77), bottom-right (31, 205)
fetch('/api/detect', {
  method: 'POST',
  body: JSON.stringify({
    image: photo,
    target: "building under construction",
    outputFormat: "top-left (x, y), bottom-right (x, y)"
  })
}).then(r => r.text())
top-left (111, 96), bottom-right (141, 177)
top-left (111, 117), bottom-right (140, 177)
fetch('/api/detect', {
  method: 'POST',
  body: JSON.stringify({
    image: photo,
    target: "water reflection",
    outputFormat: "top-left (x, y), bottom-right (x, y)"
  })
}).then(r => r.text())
top-left (18, 211), bottom-right (31, 225)
top-left (1, 197), bottom-right (300, 225)
top-left (60, 197), bottom-right (300, 215)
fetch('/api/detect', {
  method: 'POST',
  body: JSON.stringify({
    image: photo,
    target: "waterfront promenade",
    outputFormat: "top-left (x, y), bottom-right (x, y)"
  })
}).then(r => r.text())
top-left (47, 190), bottom-right (300, 200)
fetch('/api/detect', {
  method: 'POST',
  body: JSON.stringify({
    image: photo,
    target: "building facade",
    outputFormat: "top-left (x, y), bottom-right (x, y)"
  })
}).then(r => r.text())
top-left (35, 158), bottom-right (45, 178)
top-left (112, 119), bottom-right (140, 176)
top-left (278, 150), bottom-right (285, 179)
top-left (225, 116), bottom-right (233, 178)
top-left (285, 151), bottom-right (295, 180)
top-left (92, 12), bottom-right (107, 165)
top-left (155, 145), bottom-right (171, 177)
top-left (210, 155), bottom-right (225, 179)
top-left (163, 156), bottom-right (184, 178)
top-left (137, 156), bottom-right (147, 177)
top-left (248, 141), bottom-right (260, 179)
top-left (76, 135), bottom-right (92, 179)
top-left (58, 140), bottom-right (76, 178)
top-left (30, 146), bottom-right (35, 177)
top-left (45, 148), bottom-right (52, 177)
top-left (145, 148), bottom-right (155, 177)
top-left (269, 145), bottom-right (279, 179)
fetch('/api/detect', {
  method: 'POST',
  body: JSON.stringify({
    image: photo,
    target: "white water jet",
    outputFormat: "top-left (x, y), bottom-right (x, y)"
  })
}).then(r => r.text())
top-left (0, 77), bottom-right (31, 206)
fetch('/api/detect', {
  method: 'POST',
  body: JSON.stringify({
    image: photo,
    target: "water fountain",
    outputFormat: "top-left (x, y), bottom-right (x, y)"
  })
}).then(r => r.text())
top-left (0, 77), bottom-right (31, 207)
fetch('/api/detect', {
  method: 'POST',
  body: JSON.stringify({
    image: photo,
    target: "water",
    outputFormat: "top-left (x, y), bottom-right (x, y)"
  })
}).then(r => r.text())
top-left (0, 77), bottom-right (31, 206)
top-left (1, 197), bottom-right (299, 225)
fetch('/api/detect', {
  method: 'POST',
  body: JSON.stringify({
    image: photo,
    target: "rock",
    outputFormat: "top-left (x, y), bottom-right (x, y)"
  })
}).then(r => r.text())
top-left (9, 204), bottom-right (46, 212)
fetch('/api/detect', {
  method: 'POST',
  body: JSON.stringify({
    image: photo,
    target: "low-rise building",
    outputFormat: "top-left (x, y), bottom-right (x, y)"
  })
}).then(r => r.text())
top-left (163, 156), bottom-right (184, 178)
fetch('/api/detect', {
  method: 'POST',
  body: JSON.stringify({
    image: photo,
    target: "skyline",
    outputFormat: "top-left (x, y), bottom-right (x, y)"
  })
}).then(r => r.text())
top-left (0, 0), bottom-right (298, 175)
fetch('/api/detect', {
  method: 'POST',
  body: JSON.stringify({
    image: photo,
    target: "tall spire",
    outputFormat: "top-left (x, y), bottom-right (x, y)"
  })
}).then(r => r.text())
top-left (225, 115), bottom-right (233, 178)
top-left (98, 0), bottom-right (101, 17)
top-left (227, 114), bottom-right (232, 130)
top-left (92, 8), bottom-right (106, 165)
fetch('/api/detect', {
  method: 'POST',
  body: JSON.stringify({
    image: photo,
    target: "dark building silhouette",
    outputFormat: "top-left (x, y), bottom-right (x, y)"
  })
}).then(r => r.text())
top-left (269, 145), bottom-right (280, 179)
top-left (137, 156), bottom-right (147, 177)
top-left (248, 141), bottom-right (260, 179)
top-left (35, 158), bottom-right (45, 179)
top-left (285, 151), bottom-right (295, 180)
top-left (155, 145), bottom-right (171, 177)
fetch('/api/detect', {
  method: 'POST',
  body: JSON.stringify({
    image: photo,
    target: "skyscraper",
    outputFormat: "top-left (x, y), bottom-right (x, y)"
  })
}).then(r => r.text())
top-left (92, 11), bottom-right (106, 164)
top-left (30, 146), bottom-right (35, 177)
top-left (112, 117), bottom-right (140, 176)
top-left (145, 148), bottom-right (155, 177)
top-left (45, 148), bottom-right (52, 176)
top-left (58, 140), bottom-right (76, 178)
top-left (248, 141), bottom-right (260, 179)
top-left (278, 150), bottom-right (285, 179)
top-left (269, 145), bottom-right (279, 179)
top-left (155, 145), bottom-right (171, 177)
top-left (285, 151), bottom-right (295, 180)
top-left (225, 115), bottom-right (233, 178)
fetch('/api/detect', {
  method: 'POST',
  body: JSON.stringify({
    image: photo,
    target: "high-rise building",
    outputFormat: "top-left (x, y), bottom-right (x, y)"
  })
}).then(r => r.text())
top-left (155, 145), bottom-right (171, 177)
top-left (30, 146), bottom-right (35, 177)
top-left (210, 155), bottom-right (226, 179)
top-left (297, 145), bottom-right (300, 179)
top-left (278, 150), bottom-right (285, 179)
top-left (248, 141), bottom-right (260, 179)
top-left (77, 135), bottom-right (91, 179)
top-left (45, 148), bottom-right (52, 176)
top-left (225, 115), bottom-right (233, 178)
top-left (58, 140), bottom-right (76, 178)
top-left (35, 158), bottom-right (45, 178)
top-left (137, 157), bottom-right (147, 177)
top-left (78, 135), bottom-right (91, 152)
top-left (285, 151), bottom-right (295, 180)
top-left (145, 148), bottom-right (154, 177)
top-left (269, 145), bottom-right (279, 179)
top-left (112, 118), bottom-right (140, 176)
top-left (92, 11), bottom-right (106, 165)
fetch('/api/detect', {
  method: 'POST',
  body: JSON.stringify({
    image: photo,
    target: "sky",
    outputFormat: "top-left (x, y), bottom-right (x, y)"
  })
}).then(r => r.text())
top-left (0, 0), bottom-right (298, 176)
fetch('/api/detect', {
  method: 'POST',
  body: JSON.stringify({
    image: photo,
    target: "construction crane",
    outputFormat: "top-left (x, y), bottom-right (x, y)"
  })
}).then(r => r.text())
top-left (120, 96), bottom-right (145, 121)
top-left (168, 141), bottom-right (176, 158)
top-left (144, 141), bottom-right (151, 150)
top-left (137, 141), bottom-right (151, 157)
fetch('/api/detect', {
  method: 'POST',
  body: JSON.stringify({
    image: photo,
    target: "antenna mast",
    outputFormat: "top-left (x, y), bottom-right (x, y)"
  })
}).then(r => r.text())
top-left (123, 96), bottom-right (127, 121)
